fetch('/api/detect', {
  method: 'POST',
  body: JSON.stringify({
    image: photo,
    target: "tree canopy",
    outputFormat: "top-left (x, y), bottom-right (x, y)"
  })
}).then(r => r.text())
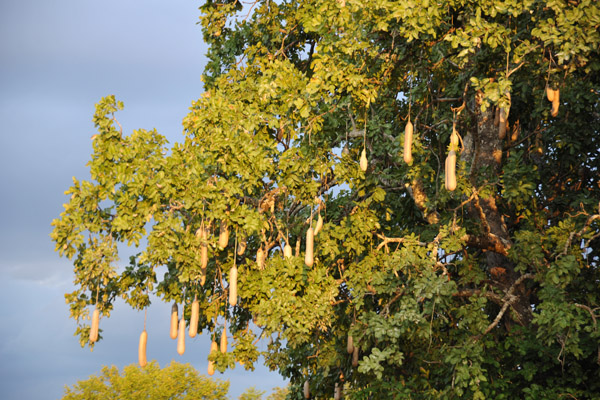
top-left (52, 0), bottom-right (600, 398)
top-left (61, 361), bottom-right (229, 400)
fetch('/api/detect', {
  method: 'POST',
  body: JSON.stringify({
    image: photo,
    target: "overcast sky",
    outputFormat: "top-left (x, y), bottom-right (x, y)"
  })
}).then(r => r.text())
top-left (0, 1), bottom-right (286, 399)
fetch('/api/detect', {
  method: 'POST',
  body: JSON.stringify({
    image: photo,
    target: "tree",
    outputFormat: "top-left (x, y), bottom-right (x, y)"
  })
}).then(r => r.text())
top-left (61, 361), bottom-right (229, 400)
top-left (237, 385), bottom-right (289, 400)
top-left (239, 386), bottom-right (266, 400)
top-left (51, 0), bottom-right (600, 398)
top-left (267, 386), bottom-right (290, 400)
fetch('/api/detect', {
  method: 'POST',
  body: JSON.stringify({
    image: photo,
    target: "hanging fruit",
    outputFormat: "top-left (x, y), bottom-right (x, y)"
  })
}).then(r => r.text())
top-left (237, 235), bottom-right (247, 256)
top-left (359, 148), bottom-right (368, 172)
top-left (177, 318), bottom-right (186, 355)
top-left (89, 307), bottom-right (99, 343)
top-left (218, 221), bottom-right (229, 249)
top-left (207, 340), bottom-right (218, 376)
top-left (546, 85), bottom-right (555, 102)
top-left (304, 380), bottom-right (310, 399)
top-left (220, 328), bottom-right (228, 353)
top-left (305, 227), bottom-right (314, 267)
top-left (450, 126), bottom-right (459, 149)
top-left (494, 107), bottom-right (500, 127)
top-left (352, 345), bottom-right (359, 367)
top-left (341, 143), bottom-right (350, 156)
top-left (199, 226), bottom-right (209, 286)
top-left (347, 334), bottom-right (354, 354)
top-left (284, 243), bottom-right (293, 259)
top-left (445, 150), bottom-right (457, 191)
top-left (229, 266), bottom-right (238, 307)
top-left (498, 92), bottom-right (511, 139)
top-left (334, 382), bottom-right (342, 400)
top-left (498, 108), bottom-right (508, 139)
top-left (314, 213), bottom-right (324, 236)
top-left (138, 329), bottom-right (147, 367)
top-left (189, 298), bottom-right (199, 337)
top-left (551, 88), bottom-right (560, 117)
top-left (256, 247), bottom-right (265, 269)
top-left (170, 303), bottom-right (178, 340)
top-left (403, 119), bottom-right (413, 164)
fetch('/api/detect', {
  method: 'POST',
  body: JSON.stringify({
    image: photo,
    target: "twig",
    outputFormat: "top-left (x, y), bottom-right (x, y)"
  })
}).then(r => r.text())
top-left (559, 214), bottom-right (600, 257)
top-left (477, 273), bottom-right (535, 339)
top-left (375, 233), bottom-right (425, 252)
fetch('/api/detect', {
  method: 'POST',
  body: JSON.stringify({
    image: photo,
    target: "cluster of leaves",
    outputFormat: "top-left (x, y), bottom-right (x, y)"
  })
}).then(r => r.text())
top-left (61, 361), bottom-right (289, 400)
top-left (62, 361), bottom-right (229, 400)
top-left (52, 0), bottom-right (600, 398)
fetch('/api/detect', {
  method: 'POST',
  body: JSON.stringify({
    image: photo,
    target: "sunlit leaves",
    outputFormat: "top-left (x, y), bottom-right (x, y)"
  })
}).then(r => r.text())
top-left (61, 361), bottom-right (230, 400)
top-left (51, 0), bottom-right (600, 398)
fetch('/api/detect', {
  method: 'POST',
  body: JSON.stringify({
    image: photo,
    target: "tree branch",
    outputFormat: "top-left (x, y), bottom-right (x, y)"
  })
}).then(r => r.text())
top-left (476, 273), bottom-right (535, 339)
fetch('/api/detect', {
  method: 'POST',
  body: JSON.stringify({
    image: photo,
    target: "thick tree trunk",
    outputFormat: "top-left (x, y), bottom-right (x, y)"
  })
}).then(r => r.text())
top-left (464, 91), bottom-right (533, 326)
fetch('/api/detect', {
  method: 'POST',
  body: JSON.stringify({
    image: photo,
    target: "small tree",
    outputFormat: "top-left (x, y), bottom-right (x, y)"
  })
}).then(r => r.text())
top-left (239, 386), bottom-right (266, 400)
top-left (267, 386), bottom-right (290, 400)
top-left (61, 361), bottom-right (230, 400)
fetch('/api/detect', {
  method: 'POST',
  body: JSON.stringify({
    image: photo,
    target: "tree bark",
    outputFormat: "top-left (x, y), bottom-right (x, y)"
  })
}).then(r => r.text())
top-left (464, 91), bottom-right (533, 326)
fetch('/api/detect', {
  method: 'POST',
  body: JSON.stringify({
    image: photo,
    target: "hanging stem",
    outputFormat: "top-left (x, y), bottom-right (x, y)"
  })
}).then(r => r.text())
top-left (95, 282), bottom-right (100, 305)
top-left (143, 284), bottom-right (149, 330)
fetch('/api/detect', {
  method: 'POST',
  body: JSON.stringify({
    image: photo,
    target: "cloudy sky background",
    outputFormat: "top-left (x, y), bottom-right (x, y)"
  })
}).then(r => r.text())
top-left (0, 1), bottom-right (286, 398)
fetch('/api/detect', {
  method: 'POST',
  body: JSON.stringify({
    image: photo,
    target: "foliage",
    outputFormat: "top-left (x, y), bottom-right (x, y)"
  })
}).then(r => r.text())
top-left (61, 361), bottom-right (229, 400)
top-left (52, 0), bottom-right (600, 398)
top-left (239, 386), bottom-right (266, 400)
top-left (267, 386), bottom-right (290, 400)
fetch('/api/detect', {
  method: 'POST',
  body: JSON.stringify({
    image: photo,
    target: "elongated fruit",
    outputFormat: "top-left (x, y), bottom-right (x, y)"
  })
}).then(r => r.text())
top-left (359, 148), bottom-right (368, 172)
top-left (284, 243), bottom-right (293, 259)
top-left (220, 328), bottom-right (227, 353)
top-left (237, 236), bottom-right (247, 256)
top-left (138, 329), bottom-right (147, 367)
top-left (229, 266), bottom-right (238, 307)
top-left (551, 89), bottom-right (560, 117)
top-left (494, 107), bottom-right (500, 127)
top-left (498, 108), bottom-right (507, 139)
top-left (189, 299), bottom-right (199, 337)
top-left (314, 213), bottom-right (324, 236)
top-left (347, 334), bottom-right (354, 354)
top-left (199, 227), bottom-right (208, 285)
top-left (305, 227), bottom-right (314, 267)
top-left (334, 383), bottom-right (342, 400)
top-left (218, 221), bottom-right (229, 249)
top-left (404, 120), bottom-right (413, 164)
top-left (352, 345), bottom-right (359, 367)
top-left (170, 303), bottom-right (178, 340)
top-left (304, 380), bottom-right (310, 399)
top-left (450, 128), bottom-right (459, 149)
top-left (207, 341), bottom-right (218, 376)
top-left (546, 85), bottom-right (555, 102)
top-left (256, 248), bottom-right (265, 269)
top-left (445, 150), bottom-right (457, 191)
top-left (511, 124), bottom-right (519, 142)
top-left (342, 144), bottom-right (350, 156)
top-left (177, 318), bottom-right (185, 355)
top-left (89, 308), bottom-right (99, 343)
